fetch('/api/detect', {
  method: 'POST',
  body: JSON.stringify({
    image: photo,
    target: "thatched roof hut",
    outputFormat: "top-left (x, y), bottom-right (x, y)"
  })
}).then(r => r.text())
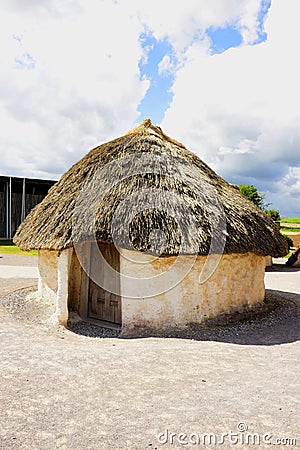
top-left (14, 119), bottom-right (286, 256)
top-left (14, 119), bottom-right (287, 334)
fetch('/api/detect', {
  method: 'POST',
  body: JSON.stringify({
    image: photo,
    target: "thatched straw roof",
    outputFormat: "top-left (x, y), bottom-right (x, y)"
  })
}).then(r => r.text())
top-left (14, 119), bottom-right (287, 257)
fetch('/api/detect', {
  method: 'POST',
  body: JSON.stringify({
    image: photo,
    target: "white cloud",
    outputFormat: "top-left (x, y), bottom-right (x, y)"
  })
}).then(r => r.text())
top-left (237, 0), bottom-right (266, 44)
top-left (158, 55), bottom-right (175, 77)
top-left (134, 0), bottom-right (263, 53)
top-left (2, 0), bottom-right (262, 179)
top-left (281, 167), bottom-right (300, 196)
top-left (161, 0), bottom-right (300, 216)
top-left (1, 0), bottom-right (298, 216)
top-left (0, 0), bottom-right (149, 178)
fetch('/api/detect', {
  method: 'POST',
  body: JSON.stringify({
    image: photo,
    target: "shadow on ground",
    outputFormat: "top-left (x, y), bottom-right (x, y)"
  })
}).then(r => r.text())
top-left (68, 290), bottom-right (300, 346)
top-left (1, 287), bottom-right (300, 346)
top-left (266, 263), bottom-right (300, 272)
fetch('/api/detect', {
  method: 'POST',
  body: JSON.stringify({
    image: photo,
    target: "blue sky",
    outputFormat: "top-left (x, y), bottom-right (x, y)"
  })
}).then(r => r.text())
top-left (138, 27), bottom-right (247, 123)
top-left (207, 26), bottom-right (243, 54)
top-left (138, 0), bottom-right (271, 125)
top-left (138, 35), bottom-right (175, 124)
top-left (255, 0), bottom-right (272, 43)
top-left (0, 0), bottom-right (299, 216)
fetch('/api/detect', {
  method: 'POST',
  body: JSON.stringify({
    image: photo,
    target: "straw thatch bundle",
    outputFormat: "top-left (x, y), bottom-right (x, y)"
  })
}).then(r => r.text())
top-left (14, 119), bottom-right (287, 257)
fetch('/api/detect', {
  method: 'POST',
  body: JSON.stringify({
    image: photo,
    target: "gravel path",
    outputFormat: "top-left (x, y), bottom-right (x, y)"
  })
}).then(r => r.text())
top-left (0, 256), bottom-right (299, 449)
top-left (0, 254), bottom-right (37, 267)
top-left (265, 259), bottom-right (300, 295)
top-left (0, 254), bottom-right (38, 297)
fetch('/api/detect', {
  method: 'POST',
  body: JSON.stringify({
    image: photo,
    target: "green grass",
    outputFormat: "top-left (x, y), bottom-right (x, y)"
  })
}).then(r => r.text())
top-left (280, 217), bottom-right (300, 224)
top-left (0, 240), bottom-right (37, 256)
top-left (280, 227), bottom-right (300, 232)
top-left (283, 253), bottom-right (292, 259)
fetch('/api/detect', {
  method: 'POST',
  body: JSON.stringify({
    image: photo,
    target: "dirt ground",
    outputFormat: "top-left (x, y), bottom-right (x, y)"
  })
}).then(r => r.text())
top-left (0, 255), bottom-right (299, 449)
top-left (283, 232), bottom-right (300, 247)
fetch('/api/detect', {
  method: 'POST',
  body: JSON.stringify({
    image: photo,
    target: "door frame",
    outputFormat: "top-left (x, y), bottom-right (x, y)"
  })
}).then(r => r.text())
top-left (78, 241), bottom-right (122, 327)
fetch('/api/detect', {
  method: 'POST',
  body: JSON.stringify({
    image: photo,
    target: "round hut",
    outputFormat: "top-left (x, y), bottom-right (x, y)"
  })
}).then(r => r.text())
top-left (14, 119), bottom-right (287, 334)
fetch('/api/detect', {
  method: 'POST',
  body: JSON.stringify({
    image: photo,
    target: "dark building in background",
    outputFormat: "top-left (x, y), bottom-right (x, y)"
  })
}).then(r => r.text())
top-left (0, 176), bottom-right (57, 239)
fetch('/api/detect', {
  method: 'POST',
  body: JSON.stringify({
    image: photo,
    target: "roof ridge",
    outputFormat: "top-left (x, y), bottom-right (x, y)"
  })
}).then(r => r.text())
top-left (125, 119), bottom-right (185, 149)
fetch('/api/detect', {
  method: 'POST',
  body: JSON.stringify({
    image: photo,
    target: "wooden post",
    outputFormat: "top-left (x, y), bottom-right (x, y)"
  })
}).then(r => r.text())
top-left (79, 242), bottom-right (91, 320)
top-left (21, 177), bottom-right (26, 222)
top-left (5, 179), bottom-right (9, 239)
top-left (8, 177), bottom-right (12, 239)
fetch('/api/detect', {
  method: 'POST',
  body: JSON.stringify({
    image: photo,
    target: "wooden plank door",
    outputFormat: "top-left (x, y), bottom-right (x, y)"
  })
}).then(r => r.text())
top-left (88, 242), bottom-right (121, 325)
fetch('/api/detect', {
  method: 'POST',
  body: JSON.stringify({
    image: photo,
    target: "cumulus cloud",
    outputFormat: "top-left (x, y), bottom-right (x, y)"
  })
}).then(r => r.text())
top-left (0, 0), bottom-right (263, 178)
top-left (162, 0), bottom-right (300, 215)
top-left (0, 0), bottom-right (148, 178)
top-left (283, 168), bottom-right (300, 197)
top-left (0, 0), bottom-right (299, 216)
top-left (134, 0), bottom-right (263, 54)
top-left (158, 55), bottom-right (176, 77)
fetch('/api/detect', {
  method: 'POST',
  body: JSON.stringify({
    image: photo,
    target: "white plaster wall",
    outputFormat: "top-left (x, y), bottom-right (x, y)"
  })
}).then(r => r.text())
top-left (56, 248), bottom-right (73, 325)
top-left (38, 250), bottom-right (59, 304)
top-left (265, 256), bottom-right (273, 267)
top-left (38, 248), bottom-right (73, 325)
top-left (120, 250), bottom-right (266, 333)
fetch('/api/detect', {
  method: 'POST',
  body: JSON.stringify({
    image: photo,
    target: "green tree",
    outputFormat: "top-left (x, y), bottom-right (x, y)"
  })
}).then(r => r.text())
top-left (265, 209), bottom-right (281, 221)
top-left (283, 234), bottom-right (294, 250)
top-left (239, 184), bottom-right (266, 209)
